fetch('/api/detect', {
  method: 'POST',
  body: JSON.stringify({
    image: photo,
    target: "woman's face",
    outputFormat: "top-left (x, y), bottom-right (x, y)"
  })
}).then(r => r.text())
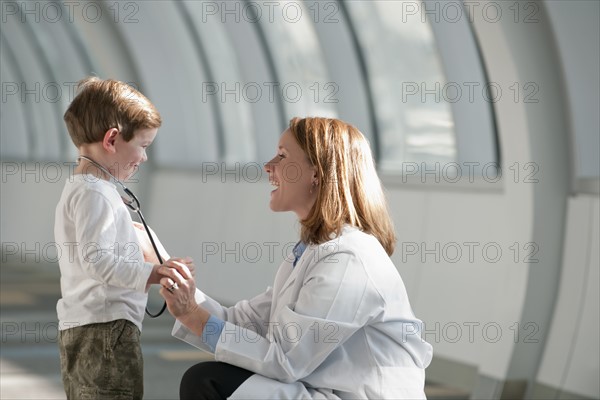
top-left (264, 129), bottom-right (317, 220)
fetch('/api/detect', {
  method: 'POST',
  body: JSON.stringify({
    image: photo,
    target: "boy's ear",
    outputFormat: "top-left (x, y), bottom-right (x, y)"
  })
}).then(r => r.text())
top-left (102, 128), bottom-right (119, 153)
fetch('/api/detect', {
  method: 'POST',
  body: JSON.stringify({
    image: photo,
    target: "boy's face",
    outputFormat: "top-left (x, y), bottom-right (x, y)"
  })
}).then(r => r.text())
top-left (112, 127), bottom-right (157, 181)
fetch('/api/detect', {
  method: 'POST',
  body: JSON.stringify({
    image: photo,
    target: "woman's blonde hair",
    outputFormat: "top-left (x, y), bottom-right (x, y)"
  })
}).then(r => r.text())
top-left (64, 77), bottom-right (161, 147)
top-left (289, 117), bottom-right (396, 255)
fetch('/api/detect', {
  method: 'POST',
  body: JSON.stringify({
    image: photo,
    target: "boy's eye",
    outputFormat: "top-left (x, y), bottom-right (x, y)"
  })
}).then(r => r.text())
top-left (278, 154), bottom-right (285, 158)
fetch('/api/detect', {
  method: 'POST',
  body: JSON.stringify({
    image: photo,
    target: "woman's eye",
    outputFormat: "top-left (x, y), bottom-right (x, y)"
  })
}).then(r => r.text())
top-left (278, 154), bottom-right (285, 158)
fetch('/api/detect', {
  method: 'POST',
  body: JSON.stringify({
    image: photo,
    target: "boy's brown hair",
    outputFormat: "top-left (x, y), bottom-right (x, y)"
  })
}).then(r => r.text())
top-left (64, 77), bottom-right (162, 147)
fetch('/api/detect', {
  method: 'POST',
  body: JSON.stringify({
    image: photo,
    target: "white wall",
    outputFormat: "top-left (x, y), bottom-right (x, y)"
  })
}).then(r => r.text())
top-left (545, 0), bottom-right (600, 181)
top-left (536, 195), bottom-right (600, 398)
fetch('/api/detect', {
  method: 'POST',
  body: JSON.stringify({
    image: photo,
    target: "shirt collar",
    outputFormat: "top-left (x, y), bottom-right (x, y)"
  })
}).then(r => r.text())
top-left (292, 241), bottom-right (307, 267)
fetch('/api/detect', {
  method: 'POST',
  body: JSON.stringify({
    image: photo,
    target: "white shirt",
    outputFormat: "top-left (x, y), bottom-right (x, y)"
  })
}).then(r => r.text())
top-left (55, 174), bottom-right (153, 331)
top-left (173, 226), bottom-right (433, 399)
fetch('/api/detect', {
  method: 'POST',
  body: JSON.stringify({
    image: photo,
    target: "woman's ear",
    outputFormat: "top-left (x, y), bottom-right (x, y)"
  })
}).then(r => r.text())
top-left (102, 128), bottom-right (119, 153)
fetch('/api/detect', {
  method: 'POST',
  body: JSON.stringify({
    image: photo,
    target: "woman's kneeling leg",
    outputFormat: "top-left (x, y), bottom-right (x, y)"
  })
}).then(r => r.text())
top-left (180, 361), bottom-right (253, 400)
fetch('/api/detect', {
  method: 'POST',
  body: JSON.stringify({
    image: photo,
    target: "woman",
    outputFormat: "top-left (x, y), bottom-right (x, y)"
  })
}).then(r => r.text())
top-left (158, 117), bottom-right (433, 399)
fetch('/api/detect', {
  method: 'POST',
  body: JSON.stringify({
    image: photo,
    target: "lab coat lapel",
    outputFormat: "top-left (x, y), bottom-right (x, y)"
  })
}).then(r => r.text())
top-left (271, 246), bottom-right (316, 319)
top-left (271, 259), bottom-right (295, 296)
top-left (276, 243), bottom-right (314, 297)
top-left (276, 263), bottom-right (300, 298)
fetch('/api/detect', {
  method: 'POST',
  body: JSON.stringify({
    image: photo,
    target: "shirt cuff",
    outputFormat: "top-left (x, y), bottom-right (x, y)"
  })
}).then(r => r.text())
top-left (202, 315), bottom-right (225, 353)
top-left (141, 261), bottom-right (155, 293)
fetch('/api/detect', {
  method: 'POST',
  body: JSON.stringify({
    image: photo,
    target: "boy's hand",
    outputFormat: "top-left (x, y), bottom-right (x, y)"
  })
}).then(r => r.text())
top-left (147, 257), bottom-right (195, 288)
top-left (181, 256), bottom-right (195, 278)
top-left (159, 257), bottom-right (195, 278)
top-left (133, 222), bottom-right (170, 264)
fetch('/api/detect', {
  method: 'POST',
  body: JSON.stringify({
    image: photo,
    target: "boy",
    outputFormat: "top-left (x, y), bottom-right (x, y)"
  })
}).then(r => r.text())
top-left (55, 77), bottom-right (188, 399)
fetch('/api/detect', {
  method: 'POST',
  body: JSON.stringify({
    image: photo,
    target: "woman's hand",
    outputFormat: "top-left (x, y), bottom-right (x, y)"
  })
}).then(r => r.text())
top-left (158, 258), bottom-right (210, 335)
top-left (133, 222), bottom-right (170, 264)
top-left (146, 256), bottom-right (193, 286)
top-left (158, 258), bottom-right (198, 318)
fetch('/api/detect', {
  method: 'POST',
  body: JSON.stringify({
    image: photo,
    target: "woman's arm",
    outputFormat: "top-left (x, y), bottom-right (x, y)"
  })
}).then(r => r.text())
top-left (160, 260), bottom-right (274, 332)
top-left (172, 303), bottom-right (211, 336)
top-left (161, 251), bottom-right (380, 383)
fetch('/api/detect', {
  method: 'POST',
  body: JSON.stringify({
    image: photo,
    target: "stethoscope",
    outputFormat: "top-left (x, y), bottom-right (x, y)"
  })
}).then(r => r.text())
top-left (78, 155), bottom-right (167, 318)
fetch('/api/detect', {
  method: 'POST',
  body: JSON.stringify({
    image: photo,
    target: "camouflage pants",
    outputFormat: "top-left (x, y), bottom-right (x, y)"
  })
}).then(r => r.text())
top-left (58, 319), bottom-right (143, 400)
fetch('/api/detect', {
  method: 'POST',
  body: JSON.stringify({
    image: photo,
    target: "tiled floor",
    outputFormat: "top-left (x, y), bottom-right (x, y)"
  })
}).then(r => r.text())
top-left (0, 263), bottom-right (468, 399)
top-left (1, 263), bottom-right (207, 399)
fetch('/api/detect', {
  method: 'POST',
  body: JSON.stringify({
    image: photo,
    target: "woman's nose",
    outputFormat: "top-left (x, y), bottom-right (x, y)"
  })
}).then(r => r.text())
top-left (264, 157), bottom-right (277, 173)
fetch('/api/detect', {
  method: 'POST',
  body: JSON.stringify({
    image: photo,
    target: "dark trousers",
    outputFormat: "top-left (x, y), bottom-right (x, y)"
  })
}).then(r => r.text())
top-left (180, 361), bottom-right (253, 400)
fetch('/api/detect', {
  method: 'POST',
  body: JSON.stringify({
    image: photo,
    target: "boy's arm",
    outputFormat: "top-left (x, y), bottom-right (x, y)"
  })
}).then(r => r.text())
top-left (146, 263), bottom-right (162, 287)
top-left (74, 191), bottom-right (154, 292)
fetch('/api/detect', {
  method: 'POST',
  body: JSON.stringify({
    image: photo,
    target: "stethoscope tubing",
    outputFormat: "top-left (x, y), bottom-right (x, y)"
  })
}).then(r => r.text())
top-left (77, 156), bottom-right (167, 317)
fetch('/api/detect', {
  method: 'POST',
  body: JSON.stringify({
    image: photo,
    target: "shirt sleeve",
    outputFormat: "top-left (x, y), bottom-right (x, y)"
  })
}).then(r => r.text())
top-left (73, 189), bottom-right (152, 292)
top-left (172, 286), bottom-right (273, 353)
top-left (202, 315), bottom-right (226, 353)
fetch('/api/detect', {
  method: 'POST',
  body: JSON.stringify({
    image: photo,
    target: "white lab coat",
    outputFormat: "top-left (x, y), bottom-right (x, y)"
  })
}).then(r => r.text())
top-left (172, 226), bottom-right (433, 399)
